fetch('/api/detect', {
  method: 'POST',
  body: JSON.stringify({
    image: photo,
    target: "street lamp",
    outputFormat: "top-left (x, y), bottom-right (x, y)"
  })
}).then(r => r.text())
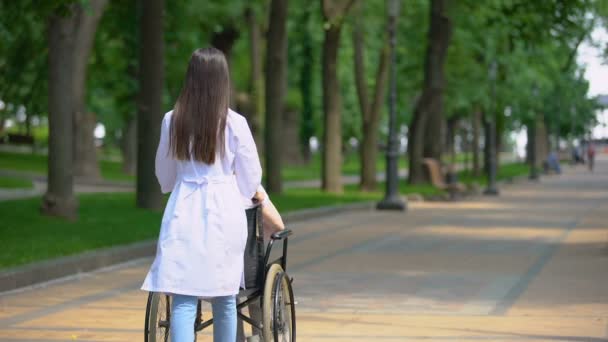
top-left (484, 60), bottom-right (499, 195)
top-left (377, 0), bottom-right (406, 211)
top-left (529, 85), bottom-right (540, 180)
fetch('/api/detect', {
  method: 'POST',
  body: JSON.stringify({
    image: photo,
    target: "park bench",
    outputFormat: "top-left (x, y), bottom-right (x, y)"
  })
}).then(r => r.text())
top-left (422, 158), bottom-right (466, 199)
top-left (1, 133), bottom-right (35, 146)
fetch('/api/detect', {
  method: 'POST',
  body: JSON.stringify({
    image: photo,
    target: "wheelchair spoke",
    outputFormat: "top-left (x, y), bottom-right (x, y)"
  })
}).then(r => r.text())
top-left (158, 295), bottom-right (170, 342)
top-left (275, 278), bottom-right (292, 342)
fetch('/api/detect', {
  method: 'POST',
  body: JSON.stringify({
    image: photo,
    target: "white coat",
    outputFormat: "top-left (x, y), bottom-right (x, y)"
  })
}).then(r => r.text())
top-left (141, 109), bottom-right (262, 297)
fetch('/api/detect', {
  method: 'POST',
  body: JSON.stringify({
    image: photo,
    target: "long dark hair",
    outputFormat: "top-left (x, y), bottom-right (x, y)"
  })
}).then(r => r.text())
top-left (170, 47), bottom-right (230, 164)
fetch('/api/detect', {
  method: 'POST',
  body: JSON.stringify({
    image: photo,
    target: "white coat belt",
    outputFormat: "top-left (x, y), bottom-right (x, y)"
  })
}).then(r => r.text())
top-left (178, 175), bottom-right (235, 213)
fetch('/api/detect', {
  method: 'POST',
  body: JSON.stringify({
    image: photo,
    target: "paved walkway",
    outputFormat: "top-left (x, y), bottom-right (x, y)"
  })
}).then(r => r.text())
top-left (1, 158), bottom-right (607, 341)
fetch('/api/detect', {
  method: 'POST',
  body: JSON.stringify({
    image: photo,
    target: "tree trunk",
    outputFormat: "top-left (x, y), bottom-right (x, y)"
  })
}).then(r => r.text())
top-left (360, 124), bottom-right (380, 190)
top-left (74, 112), bottom-right (100, 179)
top-left (424, 114), bottom-right (445, 159)
top-left (528, 115), bottom-right (546, 170)
top-left (282, 108), bottom-right (305, 165)
top-left (446, 117), bottom-right (456, 162)
top-left (320, 0), bottom-right (356, 193)
top-left (408, 95), bottom-right (427, 184)
top-left (408, 0), bottom-right (452, 184)
top-left (72, 0), bottom-right (108, 180)
top-left (321, 25), bottom-right (344, 193)
top-left (422, 0), bottom-right (451, 162)
top-left (472, 109), bottom-right (481, 176)
top-left (121, 116), bottom-right (137, 175)
top-left (136, 0), bottom-right (164, 210)
top-left (264, 0), bottom-right (288, 194)
top-left (297, 7), bottom-right (314, 163)
top-left (526, 122), bottom-right (533, 164)
top-left (537, 113), bottom-right (549, 164)
top-left (483, 117), bottom-right (490, 176)
top-left (42, 8), bottom-right (79, 219)
top-left (353, 6), bottom-right (390, 191)
top-left (25, 112), bottom-right (32, 137)
top-left (495, 116), bottom-right (503, 170)
top-left (211, 26), bottom-right (240, 108)
top-left (245, 7), bottom-right (264, 149)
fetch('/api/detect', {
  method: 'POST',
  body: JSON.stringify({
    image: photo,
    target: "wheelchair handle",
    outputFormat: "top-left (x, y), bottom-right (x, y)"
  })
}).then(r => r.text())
top-left (271, 228), bottom-right (293, 240)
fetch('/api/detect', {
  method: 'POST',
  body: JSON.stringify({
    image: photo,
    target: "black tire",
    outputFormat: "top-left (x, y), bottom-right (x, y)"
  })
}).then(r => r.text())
top-left (263, 264), bottom-right (296, 342)
top-left (145, 292), bottom-right (171, 342)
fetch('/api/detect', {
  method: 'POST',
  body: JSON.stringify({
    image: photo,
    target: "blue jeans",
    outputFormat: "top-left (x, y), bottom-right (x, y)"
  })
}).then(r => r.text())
top-left (171, 294), bottom-right (236, 342)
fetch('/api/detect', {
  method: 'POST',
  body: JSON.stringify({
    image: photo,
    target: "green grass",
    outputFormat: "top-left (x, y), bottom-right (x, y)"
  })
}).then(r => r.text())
top-left (0, 151), bottom-right (47, 174)
top-left (0, 151), bottom-right (134, 182)
top-left (0, 193), bottom-right (163, 268)
top-left (271, 187), bottom-right (379, 212)
top-left (280, 152), bottom-right (409, 181)
top-left (0, 176), bottom-right (34, 189)
top-left (457, 162), bottom-right (530, 186)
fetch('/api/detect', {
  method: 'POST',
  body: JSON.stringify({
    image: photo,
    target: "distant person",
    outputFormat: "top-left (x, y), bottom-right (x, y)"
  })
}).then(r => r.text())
top-left (572, 146), bottom-right (583, 164)
top-left (587, 143), bottom-right (596, 172)
top-left (547, 151), bottom-right (561, 174)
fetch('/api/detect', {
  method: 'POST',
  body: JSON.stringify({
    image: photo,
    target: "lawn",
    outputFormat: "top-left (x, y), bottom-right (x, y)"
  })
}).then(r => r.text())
top-left (0, 180), bottom-right (440, 269)
top-left (258, 152), bottom-right (410, 181)
top-left (0, 176), bottom-right (34, 189)
top-left (457, 162), bottom-right (530, 186)
top-left (0, 193), bottom-right (163, 268)
top-left (0, 150), bottom-right (134, 182)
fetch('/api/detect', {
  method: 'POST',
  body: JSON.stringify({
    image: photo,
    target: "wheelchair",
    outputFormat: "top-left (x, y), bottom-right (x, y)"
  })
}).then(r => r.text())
top-left (144, 205), bottom-right (296, 341)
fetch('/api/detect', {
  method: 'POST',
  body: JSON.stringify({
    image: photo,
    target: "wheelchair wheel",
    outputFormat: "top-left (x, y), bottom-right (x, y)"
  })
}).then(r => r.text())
top-left (263, 264), bottom-right (296, 342)
top-left (145, 292), bottom-right (171, 342)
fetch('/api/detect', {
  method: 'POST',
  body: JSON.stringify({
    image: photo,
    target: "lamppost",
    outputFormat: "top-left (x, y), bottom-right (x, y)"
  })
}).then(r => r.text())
top-left (529, 85), bottom-right (540, 180)
top-left (484, 60), bottom-right (499, 195)
top-left (377, 0), bottom-right (406, 211)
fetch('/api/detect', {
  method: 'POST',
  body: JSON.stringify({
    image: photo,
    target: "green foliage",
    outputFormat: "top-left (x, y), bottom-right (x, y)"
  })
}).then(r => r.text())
top-left (0, 1), bottom-right (50, 120)
top-left (443, 0), bottom-right (599, 141)
top-left (88, 0), bottom-right (139, 147)
top-left (390, 0), bottom-right (429, 128)
top-left (0, 176), bottom-right (33, 189)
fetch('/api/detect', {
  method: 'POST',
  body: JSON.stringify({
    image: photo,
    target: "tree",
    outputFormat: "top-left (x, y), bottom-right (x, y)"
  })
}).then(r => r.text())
top-left (352, 2), bottom-right (390, 191)
top-left (296, 6), bottom-right (316, 163)
top-left (264, 0), bottom-right (289, 194)
top-left (408, 0), bottom-right (452, 184)
top-left (42, 3), bottom-right (80, 219)
top-left (87, 0), bottom-right (139, 175)
top-left (245, 6), bottom-right (264, 148)
top-left (320, 0), bottom-right (356, 193)
top-left (73, 0), bottom-right (109, 180)
top-left (136, 0), bottom-right (165, 210)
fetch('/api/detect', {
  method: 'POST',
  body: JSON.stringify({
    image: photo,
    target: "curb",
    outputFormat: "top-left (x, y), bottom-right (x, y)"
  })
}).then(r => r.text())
top-left (0, 201), bottom-right (375, 293)
top-left (0, 240), bottom-right (156, 293)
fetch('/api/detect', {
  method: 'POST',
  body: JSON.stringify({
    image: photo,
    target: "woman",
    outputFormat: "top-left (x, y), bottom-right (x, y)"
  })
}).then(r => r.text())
top-left (141, 47), bottom-right (262, 342)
